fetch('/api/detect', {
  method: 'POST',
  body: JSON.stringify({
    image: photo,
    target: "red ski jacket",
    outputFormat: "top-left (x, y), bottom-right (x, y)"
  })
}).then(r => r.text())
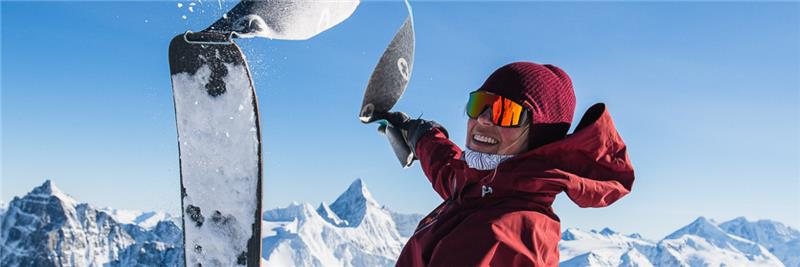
top-left (396, 104), bottom-right (635, 267)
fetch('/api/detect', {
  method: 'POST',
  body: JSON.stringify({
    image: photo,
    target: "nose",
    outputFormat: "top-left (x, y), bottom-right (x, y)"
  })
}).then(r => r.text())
top-left (477, 109), bottom-right (493, 126)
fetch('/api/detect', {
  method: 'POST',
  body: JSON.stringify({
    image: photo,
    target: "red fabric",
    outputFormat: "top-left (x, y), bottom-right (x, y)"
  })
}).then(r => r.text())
top-left (395, 104), bottom-right (634, 267)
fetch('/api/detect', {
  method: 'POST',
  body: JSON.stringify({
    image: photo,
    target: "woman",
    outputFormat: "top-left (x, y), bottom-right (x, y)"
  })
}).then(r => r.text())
top-left (385, 62), bottom-right (635, 266)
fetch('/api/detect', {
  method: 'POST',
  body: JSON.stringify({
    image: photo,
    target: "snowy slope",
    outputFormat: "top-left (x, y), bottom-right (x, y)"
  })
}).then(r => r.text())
top-left (100, 207), bottom-right (179, 229)
top-left (558, 216), bottom-right (796, 267)
top-left (719, 217), bottom-right (800, 267)
top-left (261, 178), bottom-right (422, 267)
top-left (652, 216), bottom-right (784, 266)
top-left (387, 209), bottom-right (424, 239)
top-left (0, 180), bottom-right (182, 266)
top-left (559, 227), bottom-right (656, 267)
top-left (0, 200), bottom-right (6, 223)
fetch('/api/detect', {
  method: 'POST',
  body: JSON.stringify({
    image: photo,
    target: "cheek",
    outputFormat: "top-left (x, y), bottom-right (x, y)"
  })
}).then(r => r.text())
top-left (466, 119), bottom-right (476, 134)
top-left (498, 128), bottom-right (528, 149)
top-left (465, 119), bottom-right (475, 148)
top-left (497, 128), bottom-right (518, 141)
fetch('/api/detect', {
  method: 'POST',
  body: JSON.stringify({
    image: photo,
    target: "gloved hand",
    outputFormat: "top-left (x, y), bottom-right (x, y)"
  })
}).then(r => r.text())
top-left (380, 111), bottom-right (448, 156)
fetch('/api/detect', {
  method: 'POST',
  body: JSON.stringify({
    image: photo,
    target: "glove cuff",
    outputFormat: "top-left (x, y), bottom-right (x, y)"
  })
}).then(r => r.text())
top-left (407, 120), bottom-right (447, 156)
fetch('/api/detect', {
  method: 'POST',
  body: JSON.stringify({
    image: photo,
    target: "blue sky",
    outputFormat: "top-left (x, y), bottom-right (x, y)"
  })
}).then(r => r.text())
top-left (2, 1), bottom-right (798, 240)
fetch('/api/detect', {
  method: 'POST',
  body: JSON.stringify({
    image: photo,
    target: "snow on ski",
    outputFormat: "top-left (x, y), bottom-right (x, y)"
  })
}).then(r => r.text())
top-left (205, 0), bottom-right (360, 40)
top-left (169, 33), bottom-right (262, 266)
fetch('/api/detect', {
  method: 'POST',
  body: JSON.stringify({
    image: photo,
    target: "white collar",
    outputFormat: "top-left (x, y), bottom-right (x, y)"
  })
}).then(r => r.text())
top-left (462, 148), bottom-right (515, 170)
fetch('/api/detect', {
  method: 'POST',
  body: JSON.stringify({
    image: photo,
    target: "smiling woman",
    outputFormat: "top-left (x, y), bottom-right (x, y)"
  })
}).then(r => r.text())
top-left (380, 61), bottom-right (635, 266)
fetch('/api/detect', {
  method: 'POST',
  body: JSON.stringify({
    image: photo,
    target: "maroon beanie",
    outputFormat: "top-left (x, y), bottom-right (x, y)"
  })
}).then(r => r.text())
top-left (477, 61), bottom-right (576, 150)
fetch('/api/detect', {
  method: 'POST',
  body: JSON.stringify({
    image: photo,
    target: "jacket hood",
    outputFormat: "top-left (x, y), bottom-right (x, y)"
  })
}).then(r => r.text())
top-left (475, 103), bottom-right (635, 208)
top-left (528, 103), bottom-right (633, 190)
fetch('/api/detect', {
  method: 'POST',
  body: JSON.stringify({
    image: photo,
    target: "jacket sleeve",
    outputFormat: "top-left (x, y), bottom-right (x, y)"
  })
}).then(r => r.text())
top-left (414, 128), bottom-right (463, 200)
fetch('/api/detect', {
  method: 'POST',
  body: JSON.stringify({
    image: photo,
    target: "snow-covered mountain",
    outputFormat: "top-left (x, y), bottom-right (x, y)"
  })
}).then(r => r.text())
top-left (559, 227), bottom-right (656, 267)
top-left (1, 179), bottom-right (797, 267)
top-left (99, 207), bottom-right (179, 230)
top-left (0, 200), bottom-right (6, 222)
top-left (718, 217), bottom-right (800, 267)
top-left (260, 178), bottom-right (423, 267)
top-left (0, 180), bottom-right (182, 266)
top-left (652, 216), bottom-right (784, 266)
top-left (559, 216), bottom-right (797, 267)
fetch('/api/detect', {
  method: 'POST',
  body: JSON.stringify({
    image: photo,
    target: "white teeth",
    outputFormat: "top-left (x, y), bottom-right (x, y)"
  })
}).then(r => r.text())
top-left (473, 134), bottom-right (498, 145)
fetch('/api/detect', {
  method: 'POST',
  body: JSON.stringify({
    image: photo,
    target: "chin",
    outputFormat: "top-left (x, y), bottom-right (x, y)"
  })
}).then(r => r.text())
top-left (466, 141), bottom-right (497, 154)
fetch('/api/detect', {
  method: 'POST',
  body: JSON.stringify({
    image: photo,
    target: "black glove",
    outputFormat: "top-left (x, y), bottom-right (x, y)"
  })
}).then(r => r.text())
top-left (382, 111), bottom-right (448, 156)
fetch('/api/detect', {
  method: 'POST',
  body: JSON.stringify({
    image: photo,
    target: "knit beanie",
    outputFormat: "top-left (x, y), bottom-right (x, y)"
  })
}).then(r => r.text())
top-left (477, 61), bottom-right (576, 150)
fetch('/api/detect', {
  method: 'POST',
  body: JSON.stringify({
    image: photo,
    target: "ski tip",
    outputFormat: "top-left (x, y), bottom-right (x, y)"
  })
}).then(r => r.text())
top-left (359, 103), bottom-right (375, 123)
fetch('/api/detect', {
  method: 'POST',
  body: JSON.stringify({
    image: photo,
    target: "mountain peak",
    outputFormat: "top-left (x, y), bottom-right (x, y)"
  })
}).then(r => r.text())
top-left (719, 216), bottom-right (800, 244)
top-left (562, 228), bottom-right (583, 241)
top-left (262, 179), bottom-right (409, 266)
top-left (328, 178), bottom-right (380, 227)
top-left (29, 179), bottom-right (78, 206)
top-left (664, 216), bottom-right (745, 244)
top-left (334, 178), bottom-right (378, 206)
top-left (687, 216), bottom-right (720, 229)
top-left (32, 179), bottom-right (57, 194)
top-left (2, 180), bottom-right (183, 266)
top-left (600, 227), bottom-right (616, 236)
top-left (715, 216), bottom-right (749, 228)
top-left (694, 216), bottom-right (713, 224)
top-left (731, 216), bottom-right (749, 223)
top-left (346, 178), bottom-right (375, 200)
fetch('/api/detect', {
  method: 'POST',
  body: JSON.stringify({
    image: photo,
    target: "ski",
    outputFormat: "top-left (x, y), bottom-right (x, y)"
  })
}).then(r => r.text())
top-left (167, 1), bottom-right (360, 266)
top-left (169, 32), bottom-right (262, 267)
top-left (204, 0), bottom-right (359, 40)
top-left (359, 0), bottom-right (416, 167)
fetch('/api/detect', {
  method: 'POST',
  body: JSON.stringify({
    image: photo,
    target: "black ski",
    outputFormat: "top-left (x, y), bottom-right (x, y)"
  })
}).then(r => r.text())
top-left (360, 0), bottom-right (416, 167)
top-left (169, 32), bottom-right (262, 267)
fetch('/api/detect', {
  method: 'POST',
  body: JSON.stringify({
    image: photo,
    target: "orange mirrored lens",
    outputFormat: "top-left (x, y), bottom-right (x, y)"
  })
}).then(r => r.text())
top-left (499, 98), bottom-right (523, 126)
top-left (467, 91), bottom-right (526, 127)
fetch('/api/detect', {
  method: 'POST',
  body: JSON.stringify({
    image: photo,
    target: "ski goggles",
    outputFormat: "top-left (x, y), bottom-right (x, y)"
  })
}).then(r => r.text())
top-left (466, 90), bottom-right (528, 127)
